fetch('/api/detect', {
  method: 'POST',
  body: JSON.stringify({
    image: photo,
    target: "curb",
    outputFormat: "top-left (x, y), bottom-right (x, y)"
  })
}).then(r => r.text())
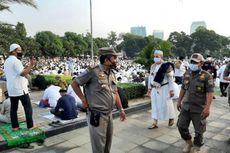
top-left (0, 101), bottom-right (151, 151)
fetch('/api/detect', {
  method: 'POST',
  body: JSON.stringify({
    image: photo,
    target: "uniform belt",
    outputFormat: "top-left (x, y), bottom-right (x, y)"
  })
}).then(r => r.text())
top-left (151, 82), bottom-right (169, 88)
top-left (88, 108), bottom-right (110, 116)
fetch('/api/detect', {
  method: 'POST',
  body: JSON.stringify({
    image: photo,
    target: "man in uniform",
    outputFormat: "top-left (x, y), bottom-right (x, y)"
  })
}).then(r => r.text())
top-left (177, 53), bottom-right (214, 153)
top-left (223, 61), bottom-right (230, 106)
top-left (223, 61), bottom-right (230, 142)
top-left (71, 47), bottom-right (126, 153)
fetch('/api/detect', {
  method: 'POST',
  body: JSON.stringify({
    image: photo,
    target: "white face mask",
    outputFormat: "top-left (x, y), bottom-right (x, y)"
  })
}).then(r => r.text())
top-left (154, 57), bottom-right (161, 63)
top-left (189, 63), bottom-right (199, 71)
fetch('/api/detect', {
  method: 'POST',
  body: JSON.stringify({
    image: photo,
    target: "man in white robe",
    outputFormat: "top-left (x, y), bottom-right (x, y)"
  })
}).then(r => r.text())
top-left (147, 50), bottom-right (176, 129)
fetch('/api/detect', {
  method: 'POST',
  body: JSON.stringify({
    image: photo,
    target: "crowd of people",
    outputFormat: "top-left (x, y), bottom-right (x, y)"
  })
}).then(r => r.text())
top-left (0, 43), bottom-right (230, 153)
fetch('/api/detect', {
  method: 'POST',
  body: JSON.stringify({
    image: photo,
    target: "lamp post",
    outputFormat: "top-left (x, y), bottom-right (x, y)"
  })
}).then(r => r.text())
top-left (90, 0), bottom-right (94, 64)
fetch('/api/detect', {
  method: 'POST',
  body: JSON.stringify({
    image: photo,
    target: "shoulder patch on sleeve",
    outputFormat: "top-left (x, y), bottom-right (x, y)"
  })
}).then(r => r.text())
top-left (78, 69), bottom-right (89, 77)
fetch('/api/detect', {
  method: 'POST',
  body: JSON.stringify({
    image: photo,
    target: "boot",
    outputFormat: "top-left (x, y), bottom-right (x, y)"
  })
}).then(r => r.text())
top-left (191, 146), bottom-right (201, 153)
top-left (183, 139), bottom-right (193, 153)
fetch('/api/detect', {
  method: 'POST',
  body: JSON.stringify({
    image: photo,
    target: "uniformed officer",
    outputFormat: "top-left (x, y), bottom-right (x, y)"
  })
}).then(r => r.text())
top-left (177, 53), bottom-right (214, 153)
top-left (223, 61), bottom-right (230, 142)
top-left (71, 47), bottom-right (126, 153)
top-left (223, 61), bottom-right (230, 107)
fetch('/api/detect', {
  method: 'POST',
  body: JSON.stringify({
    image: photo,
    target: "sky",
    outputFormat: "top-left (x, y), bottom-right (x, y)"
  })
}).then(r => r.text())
top-left (0, 0), bottom-right (230, 39)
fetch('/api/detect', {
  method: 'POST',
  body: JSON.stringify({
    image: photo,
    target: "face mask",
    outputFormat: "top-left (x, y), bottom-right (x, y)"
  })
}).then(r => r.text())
top-left (16, 52), bottom-right (23, 60)
top-left (107, 58), bottom-right (118, 71)
top-left (189, 64), bottom-right (199, 71)
top-left (154, 57), bottom-right (161, 63)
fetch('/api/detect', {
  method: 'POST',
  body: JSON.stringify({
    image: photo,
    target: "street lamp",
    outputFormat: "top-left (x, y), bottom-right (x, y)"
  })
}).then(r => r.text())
top-left (90, 0), bottom-right (94, 64)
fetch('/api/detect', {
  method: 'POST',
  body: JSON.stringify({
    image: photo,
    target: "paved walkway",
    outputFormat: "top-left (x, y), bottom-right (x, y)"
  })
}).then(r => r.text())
top-left (2, 93), bottom-right (230, 153)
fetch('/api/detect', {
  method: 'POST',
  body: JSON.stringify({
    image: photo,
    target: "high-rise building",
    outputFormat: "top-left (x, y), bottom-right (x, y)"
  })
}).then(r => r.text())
top-left (153, 30), bottom-right (164, 39)
top-left (130, 26), bottom-right (146, 37)
top-left (190, 21), bottom-right (207, 34)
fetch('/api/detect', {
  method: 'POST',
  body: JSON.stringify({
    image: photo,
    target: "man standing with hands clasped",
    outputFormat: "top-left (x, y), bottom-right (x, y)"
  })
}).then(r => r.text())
top-left (4, 43), bottom-right (37, 131)
top-left (71, 47), bottom-right (126, 153)
top-left (177, 53), bottom-right (214, 153)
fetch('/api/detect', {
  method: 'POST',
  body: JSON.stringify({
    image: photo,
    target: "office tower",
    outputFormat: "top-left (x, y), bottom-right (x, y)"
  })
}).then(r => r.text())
top-left (153, 30), bottom-right (164, 39)
top-left (130, 26), bottom-right (146, 37)
top-left (190, 21), bottom-right (207, 34)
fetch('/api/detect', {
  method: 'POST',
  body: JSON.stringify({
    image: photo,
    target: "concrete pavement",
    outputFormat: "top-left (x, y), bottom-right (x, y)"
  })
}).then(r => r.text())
top-left (2, 94), bottom-right (230, 153)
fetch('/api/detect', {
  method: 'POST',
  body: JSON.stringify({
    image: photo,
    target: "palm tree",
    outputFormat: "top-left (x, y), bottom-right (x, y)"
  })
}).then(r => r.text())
top-left (0, 0), bottom-right (37, 12)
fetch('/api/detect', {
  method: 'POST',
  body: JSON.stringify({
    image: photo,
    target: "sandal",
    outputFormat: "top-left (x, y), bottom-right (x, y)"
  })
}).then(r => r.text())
top-left (168, 119), bottom-right (174, 126)
top-left (148, 124), bottom-right (158, 129)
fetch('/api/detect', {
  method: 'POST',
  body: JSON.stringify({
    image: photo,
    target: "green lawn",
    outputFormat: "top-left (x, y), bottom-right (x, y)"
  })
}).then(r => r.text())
top-left (214, 87), bottom-right (221, 96)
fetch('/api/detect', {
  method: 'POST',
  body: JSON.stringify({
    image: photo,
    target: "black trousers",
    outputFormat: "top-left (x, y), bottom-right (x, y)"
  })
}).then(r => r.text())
top-left (10, 94), bottom-right (34, 129)
top-left (219, 82), bottom-right (229, 96)
top-left (175, 76), bottom-right (183, 85)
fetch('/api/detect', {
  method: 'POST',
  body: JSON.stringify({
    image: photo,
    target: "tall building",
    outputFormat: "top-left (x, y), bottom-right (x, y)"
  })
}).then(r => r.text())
top-left (190, 21), bottom-right (207, 34)
top-left (130, 26), bottom-right (146, 37)
top-left (153, 30), bottom-right (164, 39)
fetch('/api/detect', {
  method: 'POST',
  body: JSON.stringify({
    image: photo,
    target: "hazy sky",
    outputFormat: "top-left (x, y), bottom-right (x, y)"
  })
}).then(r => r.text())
top-left (0, 0), bottom-right (230, 39)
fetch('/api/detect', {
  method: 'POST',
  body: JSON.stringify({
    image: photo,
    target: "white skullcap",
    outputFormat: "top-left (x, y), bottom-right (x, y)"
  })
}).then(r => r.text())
top-left (9, 43), bottom-right (21, 52)
top-left (153, 50), bottom-right (163, 56)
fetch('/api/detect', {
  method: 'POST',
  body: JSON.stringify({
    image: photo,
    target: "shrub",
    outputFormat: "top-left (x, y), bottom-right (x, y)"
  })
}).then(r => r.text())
top-left (117, 83), bottom-right (146, 99)
top-left (32, 75), bottom-right (146, 99)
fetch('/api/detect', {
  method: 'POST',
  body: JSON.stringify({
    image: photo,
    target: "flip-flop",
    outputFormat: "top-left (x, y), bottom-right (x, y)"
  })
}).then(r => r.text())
top-left (148, 124), bottom-right (158, 129)
top-left (48, 122), bottom-right (59, 127)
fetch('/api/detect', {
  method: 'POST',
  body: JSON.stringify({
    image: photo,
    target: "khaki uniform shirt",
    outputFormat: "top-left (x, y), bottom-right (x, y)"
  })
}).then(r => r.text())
top-left (76, 64), bottom-right (117, 114)
top-left (223, 62), bottom-right (230, 105)
top-left (223, 62), bottom-right (230, 80)
top-left (181, 69), bottom-right (214, 113)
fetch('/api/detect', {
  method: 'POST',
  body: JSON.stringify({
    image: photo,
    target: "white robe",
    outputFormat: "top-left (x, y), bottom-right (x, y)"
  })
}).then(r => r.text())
top-left (148, 63), bottom-right (176, 120)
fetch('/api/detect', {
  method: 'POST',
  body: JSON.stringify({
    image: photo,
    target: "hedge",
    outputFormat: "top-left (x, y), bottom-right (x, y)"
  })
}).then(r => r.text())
top-left (32, 75), bottom-right (146, 99)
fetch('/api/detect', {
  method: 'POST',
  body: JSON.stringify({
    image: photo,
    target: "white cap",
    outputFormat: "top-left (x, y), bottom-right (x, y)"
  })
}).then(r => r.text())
top-left (9, 43), bottom-right (21, 52)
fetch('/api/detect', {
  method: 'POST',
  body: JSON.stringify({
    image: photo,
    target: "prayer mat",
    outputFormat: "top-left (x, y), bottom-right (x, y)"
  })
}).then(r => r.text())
top-left (0, 122), bottom-right (46, 146)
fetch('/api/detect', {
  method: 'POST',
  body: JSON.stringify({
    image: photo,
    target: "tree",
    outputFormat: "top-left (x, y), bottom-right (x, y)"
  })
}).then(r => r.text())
top-left (191, 28), bottom-right (230, 57)
top-left (62, 32), bottom-right (87, 57)
top-left (168, 31), bottom-right (193, 57)
top-left (117, 33), bottom-right (148, 58)
top-left (134, 37), bottom-right (173, 70)
top-left (35, 31), bottom-right (63, 57)
top-left (16, 22), bottom-right (27, 38)
top-left (0, 0), bottom-right (37, 12)
top-left (107, 31), bottom-right (117, 47)
top-left (94, 37), bottom-right (109, 49)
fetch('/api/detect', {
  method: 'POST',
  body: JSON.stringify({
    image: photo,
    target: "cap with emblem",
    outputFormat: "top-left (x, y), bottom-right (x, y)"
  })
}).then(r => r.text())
top-left (190, 53), bottom-right (204, 63)
top-left (9, 43), bottom-right (21, 52)
top-left (99, 47), bottom-right (119, 56)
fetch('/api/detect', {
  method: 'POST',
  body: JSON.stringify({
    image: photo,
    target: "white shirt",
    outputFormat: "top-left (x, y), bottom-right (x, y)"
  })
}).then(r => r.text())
top-left (4, 56), bottom-right (29, 96)
top-left (175, 62), bottom-right (186, 77)
top-left (67, 85), bottom-right (82, 103)
top-left (42, 85), bottom-right (61, 107)
top-left (218, 64), bottom-right (229, 83)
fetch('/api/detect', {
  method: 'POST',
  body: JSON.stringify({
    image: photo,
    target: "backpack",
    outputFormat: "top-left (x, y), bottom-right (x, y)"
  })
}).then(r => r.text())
top-left (117, 87), bottom-right (128, 109)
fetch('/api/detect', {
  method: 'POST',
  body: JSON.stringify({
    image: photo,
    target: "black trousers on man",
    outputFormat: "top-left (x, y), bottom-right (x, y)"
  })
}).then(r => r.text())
top-left (219, 82), bottom-right (229, 97)
top-left (10, 94), bottom-right (34, 129)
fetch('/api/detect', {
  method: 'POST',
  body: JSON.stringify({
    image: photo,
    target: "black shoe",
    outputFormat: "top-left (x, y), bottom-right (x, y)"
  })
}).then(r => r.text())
top-left (213, 96), bottom-right (216, 99)
top-left (37, 139), bottom-right (45, 146)
top-left (19, 143), bottom-right (34, 149)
